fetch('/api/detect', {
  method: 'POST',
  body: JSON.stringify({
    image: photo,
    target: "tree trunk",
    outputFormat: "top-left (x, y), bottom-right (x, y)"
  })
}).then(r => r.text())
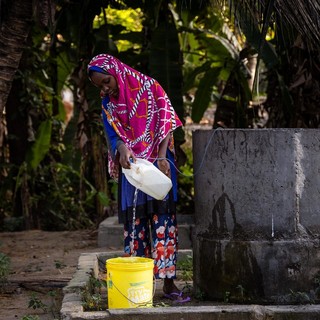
top-left (0, 0), bottom-right (36, 118)
top-left (92, 131), bottom-right (108, 222)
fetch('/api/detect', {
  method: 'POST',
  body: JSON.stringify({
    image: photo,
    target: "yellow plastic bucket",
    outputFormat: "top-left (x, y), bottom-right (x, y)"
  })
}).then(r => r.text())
top-left (106, 257), bottom-right (154, 309)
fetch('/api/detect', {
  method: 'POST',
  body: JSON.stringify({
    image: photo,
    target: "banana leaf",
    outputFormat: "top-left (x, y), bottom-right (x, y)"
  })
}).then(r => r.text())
top-left (26, 119), bottom-right (52, 170)
top-left (192, 66), bottom-right (222, 123)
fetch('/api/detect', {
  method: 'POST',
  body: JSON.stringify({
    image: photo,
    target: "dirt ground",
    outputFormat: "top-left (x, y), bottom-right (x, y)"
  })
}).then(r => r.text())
top-left (0, 229), bottom-right (108, 320)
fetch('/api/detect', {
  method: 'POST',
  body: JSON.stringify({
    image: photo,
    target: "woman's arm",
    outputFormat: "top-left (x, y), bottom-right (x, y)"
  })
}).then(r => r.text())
top-left (157, 133), bottom-right (171, 177)
top-left (102, 110), bottom-right (120, 157)
top-left (102, 113), bottom-right (135, 169)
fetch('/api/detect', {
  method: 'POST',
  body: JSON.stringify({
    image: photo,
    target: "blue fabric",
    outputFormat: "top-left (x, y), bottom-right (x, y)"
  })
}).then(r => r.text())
top-left (89, 65), bottom-right (104, 74)
top-left (101, 96), bottom-right (119, 157)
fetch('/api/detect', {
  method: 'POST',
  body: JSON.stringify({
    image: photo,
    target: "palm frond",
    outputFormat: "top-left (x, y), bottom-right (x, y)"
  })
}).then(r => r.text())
top-left (215, 0), bottom-right (320, 49)
top-left (274, 0), bottom-right (320, 47)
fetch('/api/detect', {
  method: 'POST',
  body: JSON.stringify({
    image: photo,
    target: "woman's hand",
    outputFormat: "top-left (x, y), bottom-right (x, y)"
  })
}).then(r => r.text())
top-left (118, 144), bottom-right (135, 169)
top-left (157, 158), bottom-right (171, 178)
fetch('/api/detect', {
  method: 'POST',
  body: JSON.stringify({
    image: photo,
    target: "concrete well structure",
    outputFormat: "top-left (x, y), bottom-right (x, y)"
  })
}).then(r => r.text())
top-left (193, 129), bottom-right (320, 303)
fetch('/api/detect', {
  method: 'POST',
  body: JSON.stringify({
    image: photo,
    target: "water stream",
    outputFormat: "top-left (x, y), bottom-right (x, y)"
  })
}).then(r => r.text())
top-left (130, 188), bottom-right (139, 255)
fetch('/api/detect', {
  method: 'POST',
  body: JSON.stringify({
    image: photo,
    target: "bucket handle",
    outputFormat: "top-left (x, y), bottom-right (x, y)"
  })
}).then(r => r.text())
top-left (108, 272), bottom-right (157, 307)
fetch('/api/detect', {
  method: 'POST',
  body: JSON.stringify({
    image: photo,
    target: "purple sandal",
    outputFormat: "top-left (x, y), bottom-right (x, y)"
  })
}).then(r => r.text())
top-left (163, 292), bottom-right (191, 303)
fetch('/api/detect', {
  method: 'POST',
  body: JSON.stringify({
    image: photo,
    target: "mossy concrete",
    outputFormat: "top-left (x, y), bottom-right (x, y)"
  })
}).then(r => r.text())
top-left (193, 129), bottom-right (320, 303)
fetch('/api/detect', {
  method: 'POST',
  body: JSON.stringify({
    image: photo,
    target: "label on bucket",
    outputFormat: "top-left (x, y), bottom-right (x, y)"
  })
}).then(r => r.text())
top-left (127, 286), bottom-right (152, 308)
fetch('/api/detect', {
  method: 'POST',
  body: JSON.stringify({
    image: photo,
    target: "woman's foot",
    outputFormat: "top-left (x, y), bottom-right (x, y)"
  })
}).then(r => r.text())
top-left (163, 279), bottom-right (191, 303)
top-left (163, 278), bottom-right (179, 294)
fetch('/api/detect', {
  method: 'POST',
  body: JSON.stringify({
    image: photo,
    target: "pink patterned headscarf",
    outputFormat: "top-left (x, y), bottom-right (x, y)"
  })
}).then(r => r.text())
top-left (87, 54), bottom-right (182, 168)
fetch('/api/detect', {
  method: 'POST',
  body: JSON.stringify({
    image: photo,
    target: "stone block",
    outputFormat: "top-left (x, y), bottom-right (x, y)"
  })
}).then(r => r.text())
top-left (98, 214), bottom-right (194, 249)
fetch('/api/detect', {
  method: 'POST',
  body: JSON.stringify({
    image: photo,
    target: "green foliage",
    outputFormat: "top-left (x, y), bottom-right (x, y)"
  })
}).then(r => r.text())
top-left (177, 147), bottom-right (194, 214)
top-left (288, 289), bottom-right (315, 305)
top-left (153, 301), bottom-right (170, 307)
top-left (4, 26), bottom-right (97, 229)
top-left (9, 161), bottom-right (98, 231)
top-left (191, 66), bottom-right (221, 122)
top-left (25, 290), bottom-right (60, 319)
top-left (175, 4), bottom-right (242, 124)
top-left (21, 316), bottom-right (40, 320)
top-left (236, 284), bottom-right (245, 300)
top-left (102, 7), bottom-right (143, 52)
top-left (97, 191), bottom-right (110, 207)
top-left (81, 276), bottom-right (107, 311)
top-left (26, 120), bottom-right (52, 170)
top-left (224, 291), bottom-right (231, 303)
top-left (28, 293), bottom-right (47, 312)
top-left (0, 217), bottom-right (25, 232)
top-left (177, 254), bottom-right (193, 281)
top-left (0, 163), bottom-right (14, 221)
top-left (0, 252), bottom-right (10, 285)
top-left (54, 260), bottom-right (66, 269)
top-left (194, 289), bottom-right (206, 301)
top-left (32, 163), bottom-right (98, 230)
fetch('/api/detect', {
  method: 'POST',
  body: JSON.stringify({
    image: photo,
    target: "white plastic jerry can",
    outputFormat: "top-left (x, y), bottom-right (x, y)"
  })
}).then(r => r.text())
top-left (122, 158), bottom-right (173, 200)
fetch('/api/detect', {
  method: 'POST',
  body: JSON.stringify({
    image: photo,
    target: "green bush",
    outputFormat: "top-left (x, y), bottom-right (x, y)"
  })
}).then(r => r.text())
top-left (0, 251), bottom-right (10, 285)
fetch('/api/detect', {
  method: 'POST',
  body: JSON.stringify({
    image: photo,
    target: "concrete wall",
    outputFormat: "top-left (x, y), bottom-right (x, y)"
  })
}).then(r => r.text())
top-left (193, 129), bottom-right (320, 303)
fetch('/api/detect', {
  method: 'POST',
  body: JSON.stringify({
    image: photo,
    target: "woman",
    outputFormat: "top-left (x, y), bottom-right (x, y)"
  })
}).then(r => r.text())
top-left (87, 54), bottom-right (190, 303)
